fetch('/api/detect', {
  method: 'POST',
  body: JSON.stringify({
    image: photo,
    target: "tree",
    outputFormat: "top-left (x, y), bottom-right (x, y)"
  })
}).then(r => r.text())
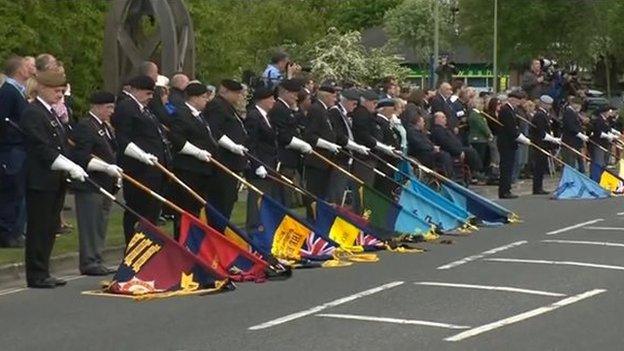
top-left (323, 0), bottom-right (402, 31)
top-left (383, 0), bottom-right (454, 64)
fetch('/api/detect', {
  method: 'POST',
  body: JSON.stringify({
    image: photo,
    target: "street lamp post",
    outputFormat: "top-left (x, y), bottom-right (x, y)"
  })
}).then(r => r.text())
top-left (433, 0), bottom-right (439, 89)
top-left (493, 0), bottom-right (498, 93)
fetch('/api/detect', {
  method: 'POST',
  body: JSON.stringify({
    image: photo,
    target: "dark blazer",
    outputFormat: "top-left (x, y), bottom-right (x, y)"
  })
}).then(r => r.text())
top-left (352, 105), bottom-right (380, 160)
top-left (497, 103), bottom-right (520, 151)
top-left (269, 98), bottom-right (303, 169)
top-left (111, 95), bottom-right (170, 176)
top-left (328, 104), bottom-right (354, 166)
top-left (0, 81), bottom-right (28, 146)
top-left (407, 126), bottom-right (435, 161)
top-left (590, 115), bottom-right (611, 149)
top-left (70, 114), bottom-right (118, 192)
top-left (561, 105), bottom-right (583, 148)
top-left (430, 124), bottom-right (463, 157)
top-left (244, 105), bottom-right (278, 176)
top-left (529, 108), bottom-right (551, 149)
top-left (430, 93), bottom-right (458, 130)
top-left (205, 96), bottom-right (248, 172)
top-left (303, 101), bottom-right (337, 170)
top-left (169, 104), bottom-right (218, 176)
top-left (19, 99), bottom-right (69, 191)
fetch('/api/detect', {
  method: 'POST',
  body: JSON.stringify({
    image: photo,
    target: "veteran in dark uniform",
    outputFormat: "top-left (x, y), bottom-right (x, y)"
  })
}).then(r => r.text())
top-left (168, 82), bottom-right (215, 237)
top-left (497, 90), bottom-right (531, 199)
top-left (302, 86), bottom-right (342, 218)
top-left (70, 91), bottom-right (122, 276)
top-left (374, 99), bottom-right (402, 194)
top-left (111, 75), bottom-right (171, 244)
top-left (529, 95), bottom-right (561, 195)
top-left (269, 79), bottom-right (313, 207)
top-left (20, 69), bottom-right (88, 288)
top-left (205, 79), bottom-right (249, 219)
top-left (589, 105), bottom-right (616, 169)
top-left (327, 88), bottom-right (369, 204)
top-left (244, 86), bottom-right (279, 231)
top-left (561, 98), bottom-right (588, 172)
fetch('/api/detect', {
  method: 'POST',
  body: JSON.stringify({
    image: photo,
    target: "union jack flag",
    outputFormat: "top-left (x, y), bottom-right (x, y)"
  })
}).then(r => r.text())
top-left (301, 232), bottom-right (336, 258)
top-left (356, 232), bottom-right (384, 248)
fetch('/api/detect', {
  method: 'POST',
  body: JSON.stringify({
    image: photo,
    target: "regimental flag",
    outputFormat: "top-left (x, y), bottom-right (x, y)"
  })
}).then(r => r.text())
top-left (250, 195), bottom-right (338, 262)
top-left (314, 200), bottom-right (385, 251)
top-left (398, 181), bottom-right (471, 232)
top-left (590, 162), bottom-right (624, 195)
top-left (358, 183), bottom-right (433, 239)
top-left (100, 219), bottom-right (231, 299)
top-left (179, 212), bottom-right (269, 282)
top-left (408, 178), bottom-right (471, 221)
top-left (553, 164), bottom-right (611, 200)
top-left (439, 177), bottom-right (517, 224)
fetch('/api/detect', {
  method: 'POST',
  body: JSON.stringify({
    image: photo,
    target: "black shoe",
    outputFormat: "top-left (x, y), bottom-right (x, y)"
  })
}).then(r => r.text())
top-left (499, 192), bottom-right (519, 199)
top-left (82, 266), bottom-right (113, 276)
top-left (533, 189), bottom-right (550, 195)
top-left (27, 278), bottom-right (57, 289)
top-left (47, 276), bottom-right (67, 286)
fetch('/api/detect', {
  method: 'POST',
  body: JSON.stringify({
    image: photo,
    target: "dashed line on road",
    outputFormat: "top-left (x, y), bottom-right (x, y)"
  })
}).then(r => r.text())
top-left (616, 212), bottom-right (624, 216)
top-left (484, 258), bottom-right (624, 271)
top-left (414, 282), bottom-right (565, 297)
top-left (542, 239), bottom-right (624, 248)
top-left (316, 313), bottom-right (470, 330)
top-left (248, 281), bottom-right (404, 331)
top-left (445, 289), bottom-right (606, 342)
top-left (545, 219), bottom-right (604, 235)
top-left (436, 241), bottom-right (527, 270)
top-left (584, 226), bottom-right (624, 231)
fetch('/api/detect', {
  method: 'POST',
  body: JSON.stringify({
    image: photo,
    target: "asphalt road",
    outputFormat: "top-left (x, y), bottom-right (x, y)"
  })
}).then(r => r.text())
top-left (2, 194), bottom-right (624, 351)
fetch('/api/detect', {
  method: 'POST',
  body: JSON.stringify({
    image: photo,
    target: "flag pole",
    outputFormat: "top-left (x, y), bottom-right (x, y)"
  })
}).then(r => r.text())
top-left (153, 161), bottom-right (207, 205)
top-left (121, 173), bottom-right (187, 215)
top-left (311, 150), bottom-right (364, 185)
top-left (209, 158), bottom-right (264, 195)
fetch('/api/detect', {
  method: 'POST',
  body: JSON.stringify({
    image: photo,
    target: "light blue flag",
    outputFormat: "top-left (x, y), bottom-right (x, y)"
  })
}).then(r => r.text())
top-left (439, 179), bottom-right (515, 225)
top-left (398, 184), bottom-right (470, 231)
top-left (553, 164), bottom-right (610, 200)
top-left (408, 178), bottom-right (471, 221)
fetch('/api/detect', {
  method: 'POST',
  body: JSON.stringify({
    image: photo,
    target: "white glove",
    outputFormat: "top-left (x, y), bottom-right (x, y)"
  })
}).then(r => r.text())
top-left (375, 141), bottom-right (396, 156)
top-left (87, 157), bottom-right (123, 178)
top-left (611, 128), bottom-right (622, 136)
top-left (218, 135), bottom-right (248, 156)
top-left (51, 154), bottom-right (88, 182)
top-left (600, 132), bottom-right (615, 141)
top-left (543, 133), bottom-right (561, 145)
top-left (346, 139), bottom-right (369, 155)
top-left (124, 142), bottom-right (157, 165)
top-left (576, 132), bottom-right (589, 142)
top-left (255, 166), bottom-right (267, 178)
top-left (286, 137), bottom-right (312, 154)
top-left (609, 132), bottom-right (619, 141)
top-left (180, 141), bottom-right (211, 162)
top-left (316, 138), bottom-right (341, 154)
top-left (516, 133), bottom-right (531, 145)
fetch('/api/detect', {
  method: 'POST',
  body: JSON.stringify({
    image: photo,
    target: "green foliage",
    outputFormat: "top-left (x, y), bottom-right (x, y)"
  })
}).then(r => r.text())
top-left (289, 27), bottom-right (409, 86)
top-left (323, 0), bottom-right (402, 31)
top-left (384, 0), bottom-right (454, 63)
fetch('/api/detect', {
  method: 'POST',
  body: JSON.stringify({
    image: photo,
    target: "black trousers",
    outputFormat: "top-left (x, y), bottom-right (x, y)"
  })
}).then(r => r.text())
top-left (462, 146), bottom-right (483, 173)
top-left (498, 143), bottom-right (517, 196)
top-left (25, 188), bottom-right (65, 283)
top-left (304, 166), bottom-right (331, 220)
top-left (531, 148), bottom-right (548, 193)
top-left (170, 169), bottom-right (217, 240)
top-left (211, 168), bottom-right (240, 221)
top-left (122, 172), bottom-right (163, 245)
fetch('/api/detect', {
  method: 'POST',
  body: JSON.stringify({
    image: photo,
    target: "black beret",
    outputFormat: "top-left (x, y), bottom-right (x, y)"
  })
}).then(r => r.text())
top-left (376, 98), bottom-right (396, 109)
top-left (361, 89), bottom-right (380, 101)
top-left (253, 85), bottom-right (275, 100)
top-left (318, 85), bottom-right (336, 94)
top-left (220, 79), bottom-right (243, 91)
top-left (184, 82), bottom-right (208, 97)
top-left (508, 89), bottom-right (526, 99)
top-left (89, 90), bottom-right (115, 105)
top-left (341, 88), bottom-right (360, 101)
top-left (596, 105), bottom-right (613, 114)
top-left (128, 75), bottom-right (155, 91)
top-left (280, 78), bottom-right (302, 93)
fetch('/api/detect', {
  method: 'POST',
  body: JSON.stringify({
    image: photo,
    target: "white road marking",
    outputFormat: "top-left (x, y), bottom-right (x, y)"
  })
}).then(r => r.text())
top-left (542, 239), bottom-right (624, 248)
top-left (445, 289), bottom-right (606, 342)
top-left (414, 282), bottom-right (565, 297)
top-left (585, 226), bottom-right (624, 231)
top-left (545, 219), bottom-right (604, 235)
top-left (617, 212), bottom-right (624, 216)
top-left (436, 241), bottom-right (527, 270)
top-left (0, 287), bottom-right (27, 296)
top-left (485, 258), bottom-right (624, 271)
top-left (248, 281), bottom-right (404, 330)
top-left (316, 313), bottom-right (470, 330)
